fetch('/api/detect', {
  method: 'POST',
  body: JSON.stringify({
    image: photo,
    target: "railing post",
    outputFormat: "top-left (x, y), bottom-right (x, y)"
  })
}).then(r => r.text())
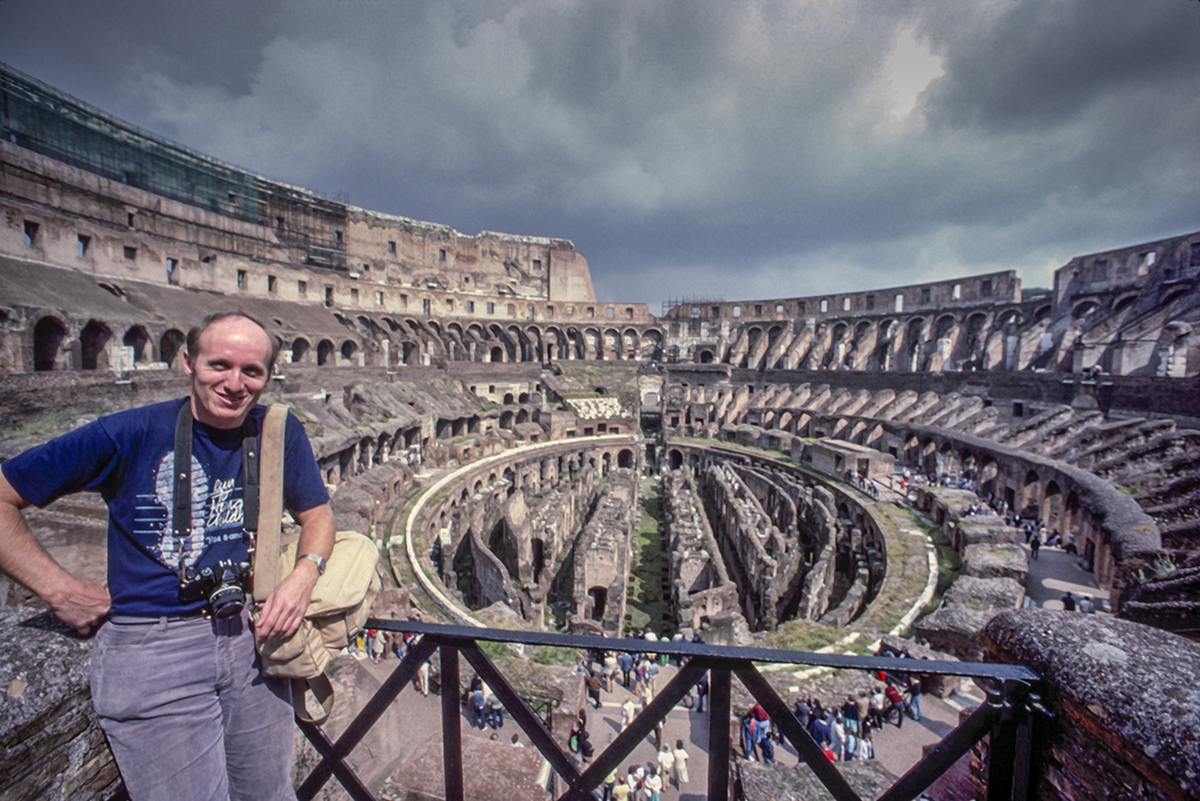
top-left (708, 667), bottom-right (732, 801)
top-left (441, 645), bottom-right (464, 801)
top-left (986, 680), bottom-right (1030, 801)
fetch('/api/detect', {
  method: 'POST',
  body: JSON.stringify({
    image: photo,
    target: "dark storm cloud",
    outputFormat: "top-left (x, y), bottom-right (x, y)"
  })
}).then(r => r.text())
top-left (1, 0), bottom-right (1197, 306)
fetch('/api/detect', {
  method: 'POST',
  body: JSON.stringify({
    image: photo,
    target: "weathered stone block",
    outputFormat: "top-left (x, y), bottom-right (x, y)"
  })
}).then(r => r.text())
top-left (943, 575), bottom-right (1025, 612)
top-left (962, 543), bottom-right (1028, 584)
top-left (981, 610), bottom-right (1200, 801)
top-left (913, 607), bottom-right (995, 662)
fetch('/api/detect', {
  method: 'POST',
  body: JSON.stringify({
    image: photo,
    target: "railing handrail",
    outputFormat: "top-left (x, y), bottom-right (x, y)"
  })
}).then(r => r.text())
top-left (368, 619), bottom-right (1039, 681)
top-left (302, 621), bottom-right (1043, 801)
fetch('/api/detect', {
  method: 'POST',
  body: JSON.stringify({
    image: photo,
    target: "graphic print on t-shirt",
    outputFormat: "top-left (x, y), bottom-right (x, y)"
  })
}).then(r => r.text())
top-left (135, 451), bottom-right (245, 570)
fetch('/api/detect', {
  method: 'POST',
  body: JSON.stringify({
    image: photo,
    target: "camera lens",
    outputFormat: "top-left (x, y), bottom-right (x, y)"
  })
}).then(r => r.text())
top-left (209, 584), bottom-right (246, 619)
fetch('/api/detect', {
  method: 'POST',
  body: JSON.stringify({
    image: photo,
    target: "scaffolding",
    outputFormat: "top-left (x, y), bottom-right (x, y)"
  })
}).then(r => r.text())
top-left (661, 294), bottom-right (724, 316)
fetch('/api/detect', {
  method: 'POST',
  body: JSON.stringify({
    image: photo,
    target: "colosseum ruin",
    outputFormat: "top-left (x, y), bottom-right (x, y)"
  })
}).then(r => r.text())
top-left (2, 61), bottom-right (1199, 800)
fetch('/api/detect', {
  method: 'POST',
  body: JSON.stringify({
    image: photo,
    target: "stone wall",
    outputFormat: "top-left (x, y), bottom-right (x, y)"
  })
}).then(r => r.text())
top-left (0, 607), bottom-right (122, 801)
top-left (980, 609), bottom-right (1200, 801)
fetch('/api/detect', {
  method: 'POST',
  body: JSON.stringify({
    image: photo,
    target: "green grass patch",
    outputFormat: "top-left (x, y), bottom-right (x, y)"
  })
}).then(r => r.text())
top-left (530, 646), bottom-right (580, 666)
top-left (765, 621), bottom-right (845, 653)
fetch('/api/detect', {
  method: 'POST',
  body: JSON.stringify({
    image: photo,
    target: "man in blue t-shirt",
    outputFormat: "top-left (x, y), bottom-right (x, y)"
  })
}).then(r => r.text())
top-left (0, 312), bottom-right (335, 801)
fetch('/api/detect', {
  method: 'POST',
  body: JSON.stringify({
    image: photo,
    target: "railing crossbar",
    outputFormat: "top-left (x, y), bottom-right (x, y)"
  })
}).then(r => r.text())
top-left (295, 718), bottom-right (375, 801)
top-left (737, 664), bottom-right (863, 801)
top-left (562, 658), bottom-right (710, 801)
top-left (874, 692), bottom-right (1000, 801)
top-left (456, 639), bottom-right (586, 797)
top-left (297, 636), bottom-right (437, 800)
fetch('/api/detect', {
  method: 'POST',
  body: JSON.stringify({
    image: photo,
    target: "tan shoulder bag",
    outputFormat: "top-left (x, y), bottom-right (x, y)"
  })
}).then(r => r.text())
top-left (252, 404), bottom-right (382, 724)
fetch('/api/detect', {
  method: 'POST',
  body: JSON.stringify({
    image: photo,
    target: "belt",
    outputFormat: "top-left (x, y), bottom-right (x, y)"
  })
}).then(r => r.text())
top-left (108, 610), bottom-right (208, 625)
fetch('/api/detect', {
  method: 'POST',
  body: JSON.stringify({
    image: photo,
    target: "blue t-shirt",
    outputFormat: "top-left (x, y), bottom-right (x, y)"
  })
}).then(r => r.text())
top-left (2, 398), bottom-right (329, 617)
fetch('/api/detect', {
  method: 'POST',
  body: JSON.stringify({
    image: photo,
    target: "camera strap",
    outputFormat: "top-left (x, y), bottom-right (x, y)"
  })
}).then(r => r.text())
top-left (173, 401), bottom-right (194, 574)
top-left (172, 400), bottom-right (263, 575)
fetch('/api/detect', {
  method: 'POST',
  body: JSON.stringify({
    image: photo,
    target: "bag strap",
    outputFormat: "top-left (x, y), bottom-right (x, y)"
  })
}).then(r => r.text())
top-left (251, 404), bottom-right (339, 726)
top-left (252, 404), bottom-right (289, 602)
top-left (292, 675), bottom-right (335, 725)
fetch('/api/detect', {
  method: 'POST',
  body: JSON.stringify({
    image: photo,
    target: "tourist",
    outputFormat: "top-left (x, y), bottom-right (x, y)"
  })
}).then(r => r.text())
top-left (510, 733), bottom-right (524, 747)
top-left (471, 684), bottom-right (487, 729)
top-left (0, 312), bottom-right (335, 800)
top-left (885, 683), bottom-right (906, 728)
top-left (586, 672), bottom-right (603, 709)
top-left (868, 686), bottom-right (887, 730)
top-left (672, 740), bottom-right (690, 788)
top-left (657, 744), bottom-right (675, 779)
top-left (1065, 531), bottom-right (1078, 555)
top-left (1079, 594), bottom-right (1096, 613)
top-left (621, 697), bottom-right (638, 732)
top-left (809, 710), bottom-right (832, 747)
top-left (831, 712), bottom-right (846, 760)
top-left (855, 690), bottom-right (871, 732)
top-left (416, 657), bottom-right (431, 696)
top-left (619, 651), bottom-right (635, 688)
top-left (857, 730), bottom-right (875, 760)
top-left (905, 676), bottom-right (923, 721)
top-left (486, 686), bottom-right (505, 729)
top-left (695, 672), bottom-right (709, 712)
top-left (1030, 535), bottom-right (1041, 560)
top-left (602, 769), bottom-right (618, 801)
top-left (741, 712), bottom-right (757, 761)
top-left (761, 734), bottom-right (776, 764)
top-left (793, 696), bottom-right (812, 730)
top-left (842, 694), bottom-right (860, 735)
top-left (1062, 591), bottom-right (1077, 611)
top-left (643, 766), bottom-right (663, 801)
top-left (604, 651), bottom-right (619, 691)
top-left (612, 775), bottom-right (631, 801)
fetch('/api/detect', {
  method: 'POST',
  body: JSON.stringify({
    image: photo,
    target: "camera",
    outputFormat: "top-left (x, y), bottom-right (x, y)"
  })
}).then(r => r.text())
top-left (179, 559), bottom-right (253, 619)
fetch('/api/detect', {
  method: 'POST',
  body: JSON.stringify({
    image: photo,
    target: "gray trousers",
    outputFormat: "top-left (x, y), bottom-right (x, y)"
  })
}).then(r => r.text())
top-left (90, 613), bottom-right (296, 801)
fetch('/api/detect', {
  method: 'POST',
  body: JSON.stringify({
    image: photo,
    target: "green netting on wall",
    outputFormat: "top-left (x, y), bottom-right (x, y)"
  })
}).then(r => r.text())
top-left (1, 62), bottom-right (260, 224)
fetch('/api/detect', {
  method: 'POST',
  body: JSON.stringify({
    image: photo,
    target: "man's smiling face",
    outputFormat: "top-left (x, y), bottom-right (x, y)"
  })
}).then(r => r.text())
top-left (183, 316), bottom-right (272, 429)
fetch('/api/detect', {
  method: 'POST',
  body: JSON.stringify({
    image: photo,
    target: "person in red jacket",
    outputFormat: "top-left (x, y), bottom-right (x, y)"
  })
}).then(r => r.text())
top-left (884, 684), bottom-right (906, 728)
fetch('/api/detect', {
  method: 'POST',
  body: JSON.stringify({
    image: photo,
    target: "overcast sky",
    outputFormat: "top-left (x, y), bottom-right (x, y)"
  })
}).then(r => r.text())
top-left (3, 0), bottom-right (1198, 308)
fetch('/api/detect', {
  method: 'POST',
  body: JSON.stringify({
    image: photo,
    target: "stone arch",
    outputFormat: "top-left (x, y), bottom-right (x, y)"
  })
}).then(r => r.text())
top-left (122, 325), bottom-right (151, 365)
top-left (920, 438), bottom-right (938, 474)
top-left (905, 318), bottom-right (925, 371)
top-left (1021, 470), bottom-right (1041, 517)
top-left (290, 337), bottom-right (311, 364)
top-left (978, 456), bottom-right (999, 497)
top-left (340, 340), bottom-right (358, 362)
top-left (603, 328), bottom-right (621, 360)
top-left (80, 320), bottom-right (112, 370)
top-left (1113, 293), bottom-right (1139, 313)
top-left (622, 328), bottom-right (638, 359)
top-left (33, 316), bottom-right (67, 371)
top-left (587, 586), bottom-right (607, 621)
top-left (618, 449), bottom-right (634, 469)
top-left (160, 328), bottom-right (186, 369)
top-left (317, 339), bottom-right (335, 366)
top-left (1043, 480), bottom-right (1063, 531)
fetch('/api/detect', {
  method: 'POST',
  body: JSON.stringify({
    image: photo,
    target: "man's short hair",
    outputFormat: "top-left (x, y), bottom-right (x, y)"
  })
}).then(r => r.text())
top-left (185, 311), bottom-right (280, 376)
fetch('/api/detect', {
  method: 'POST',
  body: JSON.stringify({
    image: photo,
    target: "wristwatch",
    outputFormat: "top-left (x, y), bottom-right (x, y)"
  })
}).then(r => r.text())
top-left (298, 553), bottom-right (326, 575)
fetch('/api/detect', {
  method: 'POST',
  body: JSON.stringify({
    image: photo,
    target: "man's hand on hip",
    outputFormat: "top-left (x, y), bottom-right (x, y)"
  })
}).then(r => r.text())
top-left (49, 576), bottom-right (111, 635)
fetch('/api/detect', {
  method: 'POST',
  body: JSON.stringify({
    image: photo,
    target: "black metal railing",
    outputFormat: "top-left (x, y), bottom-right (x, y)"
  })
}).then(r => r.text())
top-left (295, 621), bottom-right (1043, 801)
